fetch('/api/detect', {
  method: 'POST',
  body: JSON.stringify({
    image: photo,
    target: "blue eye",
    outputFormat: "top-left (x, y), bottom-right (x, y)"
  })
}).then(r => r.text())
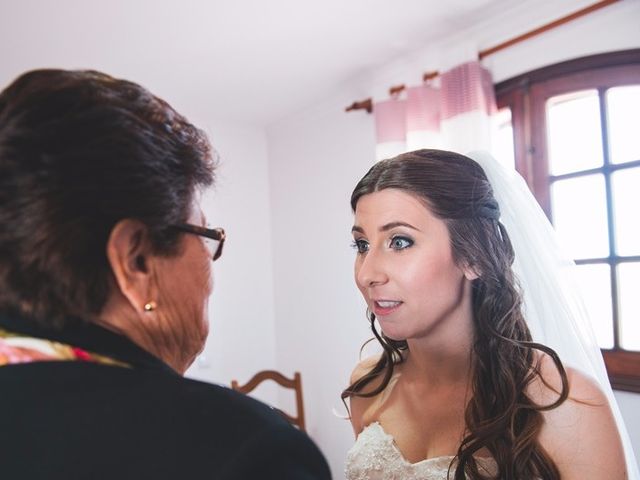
top-left (389, 236), bottom-right (413, 250)
top-left (351, 239), bottom-right (369, 254)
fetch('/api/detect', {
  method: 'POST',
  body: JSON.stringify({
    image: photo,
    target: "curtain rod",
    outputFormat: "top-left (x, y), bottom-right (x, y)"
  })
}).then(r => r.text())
top-left (345, 0), bottom-right (620, 113)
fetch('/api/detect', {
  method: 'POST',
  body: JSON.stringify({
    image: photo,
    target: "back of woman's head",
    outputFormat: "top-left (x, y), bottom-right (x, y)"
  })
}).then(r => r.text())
top-left (0, 69), bottom-right (215, 327)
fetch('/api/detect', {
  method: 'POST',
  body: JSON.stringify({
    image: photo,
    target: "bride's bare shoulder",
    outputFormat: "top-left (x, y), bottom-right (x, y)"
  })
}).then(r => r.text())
top-left (529, 351), bottom-right (626, 479)
top-left (347, 354), bottom-right (386, 435)
top-left (350, 355), bottom-right (382, 384)
top-left (527, 350), bottom-right (605, 405)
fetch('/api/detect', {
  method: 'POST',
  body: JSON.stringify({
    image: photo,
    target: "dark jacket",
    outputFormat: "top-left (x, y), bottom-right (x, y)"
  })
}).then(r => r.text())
top-left (0, 313), bottom-right (331, 480)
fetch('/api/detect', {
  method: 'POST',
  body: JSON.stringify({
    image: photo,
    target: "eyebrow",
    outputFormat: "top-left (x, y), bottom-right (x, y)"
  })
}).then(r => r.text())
top-left (351, 221), bottom-right (421, 234)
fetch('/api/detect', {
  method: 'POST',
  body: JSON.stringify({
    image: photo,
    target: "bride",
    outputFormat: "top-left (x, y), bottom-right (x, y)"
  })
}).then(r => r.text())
top-left (343, 149), bottom-right (636, 479)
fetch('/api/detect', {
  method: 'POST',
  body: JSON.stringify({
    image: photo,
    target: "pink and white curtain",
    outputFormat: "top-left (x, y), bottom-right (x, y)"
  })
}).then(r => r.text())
top-left (374, 61), bottom-right (497, 160)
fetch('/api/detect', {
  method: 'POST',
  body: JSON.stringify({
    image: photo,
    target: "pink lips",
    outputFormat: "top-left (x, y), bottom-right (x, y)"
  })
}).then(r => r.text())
top-left (372, 300), bottom-right (403, 317)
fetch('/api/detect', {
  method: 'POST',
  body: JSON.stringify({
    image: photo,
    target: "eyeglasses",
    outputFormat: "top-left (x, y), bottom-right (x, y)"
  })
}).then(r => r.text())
top-left (171, 224), bottom-right (226, 261)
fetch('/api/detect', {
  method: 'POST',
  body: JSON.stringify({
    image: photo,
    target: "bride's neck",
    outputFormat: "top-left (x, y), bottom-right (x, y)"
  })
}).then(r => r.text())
top-left (402, 336), bottom-right (473, 388)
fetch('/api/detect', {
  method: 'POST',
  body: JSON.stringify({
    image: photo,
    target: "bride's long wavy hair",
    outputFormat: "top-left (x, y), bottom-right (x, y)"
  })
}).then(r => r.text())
top-left (342, 149), bottom-right (569, 480)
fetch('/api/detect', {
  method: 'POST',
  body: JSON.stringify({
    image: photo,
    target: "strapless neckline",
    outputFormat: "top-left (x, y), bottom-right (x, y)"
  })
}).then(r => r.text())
top-left (368, 422), bottom-right (457, 466)
top-left (345, 421), bottom-right (497, 480)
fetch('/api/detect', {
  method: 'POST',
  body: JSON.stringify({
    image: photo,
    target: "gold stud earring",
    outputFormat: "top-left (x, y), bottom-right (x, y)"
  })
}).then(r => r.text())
top-left (144, 301), bottom-right (157, 312)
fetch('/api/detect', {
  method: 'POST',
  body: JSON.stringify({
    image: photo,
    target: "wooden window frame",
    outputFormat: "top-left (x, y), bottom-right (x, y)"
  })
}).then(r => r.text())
top-left (495, 49), bottom-right (640, 392)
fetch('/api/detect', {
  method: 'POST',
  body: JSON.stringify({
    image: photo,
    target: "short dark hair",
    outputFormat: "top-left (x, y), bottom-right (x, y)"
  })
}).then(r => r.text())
top-left (0, 69), bottom-right (216, 327)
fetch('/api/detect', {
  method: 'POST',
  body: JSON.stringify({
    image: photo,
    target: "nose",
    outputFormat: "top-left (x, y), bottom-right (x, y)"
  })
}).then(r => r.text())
top-left (355, 250), bottom-right (389, 289)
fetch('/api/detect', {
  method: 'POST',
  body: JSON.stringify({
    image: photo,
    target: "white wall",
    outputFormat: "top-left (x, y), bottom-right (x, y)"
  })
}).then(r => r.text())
top-left (184, 115), bottom-right (279, 404)
top-left (267, 1), bottom-right (640, 477)
top-left (267, 89), bottom-right (377, 473)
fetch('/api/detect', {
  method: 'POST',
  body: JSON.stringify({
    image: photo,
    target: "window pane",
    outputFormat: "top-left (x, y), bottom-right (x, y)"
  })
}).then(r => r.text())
top-left (551, 175), bottom-right (609, 259)
top-left (607, 86), bottom-right (640, 164)
top-left (618, 262), bottom-right (640, 351)
top-left (493, 108), bottom-right (515, 170)
top-left (612, 167), bottom-right (640, 256)
top-left (547, 90), bottom-right (603, 175)
top-left (575, 264), bottom-right (614, 349)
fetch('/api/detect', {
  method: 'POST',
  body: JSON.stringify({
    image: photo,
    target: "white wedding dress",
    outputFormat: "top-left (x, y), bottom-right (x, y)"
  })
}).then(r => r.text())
top-left (345, 422), bottom-right (497, 480)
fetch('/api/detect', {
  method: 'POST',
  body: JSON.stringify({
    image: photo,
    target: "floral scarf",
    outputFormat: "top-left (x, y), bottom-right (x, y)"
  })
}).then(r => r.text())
top-left (0, 328), bottom-right (129, 367)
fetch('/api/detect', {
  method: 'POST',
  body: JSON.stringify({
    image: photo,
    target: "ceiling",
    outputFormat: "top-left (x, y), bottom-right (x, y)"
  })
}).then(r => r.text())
top-left (0, 0), bottom-right (522, 126)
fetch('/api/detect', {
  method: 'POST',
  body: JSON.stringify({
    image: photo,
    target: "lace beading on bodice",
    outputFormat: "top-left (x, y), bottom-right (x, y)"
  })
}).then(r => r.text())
top-left (345, 422), bottom-right (497, 480)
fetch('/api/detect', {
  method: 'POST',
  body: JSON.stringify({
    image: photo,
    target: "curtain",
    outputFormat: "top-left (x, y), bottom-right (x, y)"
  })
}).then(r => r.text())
top-left (373, 60), bottom-right (497, 160)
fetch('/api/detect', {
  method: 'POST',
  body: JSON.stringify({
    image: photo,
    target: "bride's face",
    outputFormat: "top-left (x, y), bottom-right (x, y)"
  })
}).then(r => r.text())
top-left (352, 188), bottom-right (474, 342)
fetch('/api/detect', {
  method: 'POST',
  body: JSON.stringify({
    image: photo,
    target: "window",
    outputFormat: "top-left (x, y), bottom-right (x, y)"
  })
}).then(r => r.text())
top-left (496, 49), bottom-right (640, 392)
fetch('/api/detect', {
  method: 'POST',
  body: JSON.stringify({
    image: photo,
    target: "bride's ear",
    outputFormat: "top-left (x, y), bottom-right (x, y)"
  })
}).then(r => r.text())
top-left (106, 219), bottom-right (155, 314)
top-left (462, 263), bottom-right (480, 281)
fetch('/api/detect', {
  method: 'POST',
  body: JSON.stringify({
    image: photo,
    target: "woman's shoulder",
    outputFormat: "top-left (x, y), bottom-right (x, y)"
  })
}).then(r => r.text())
top-left (527, 350), bottom-right (607, 406)
top-left (530, 351), bottom-right (626, 479)
top-left (350, 354), bottom-right (382, 384)
top-left (348, 354), bottom-right (387, 434)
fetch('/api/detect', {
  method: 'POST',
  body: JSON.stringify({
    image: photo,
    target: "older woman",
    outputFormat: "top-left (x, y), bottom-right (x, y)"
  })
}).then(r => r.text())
top-left (0, 69), bottom-right (330, 479)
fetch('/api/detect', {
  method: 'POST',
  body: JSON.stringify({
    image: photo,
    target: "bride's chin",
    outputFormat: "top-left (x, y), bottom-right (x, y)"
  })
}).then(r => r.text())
top-left (381, 329), bottom-right (407, 342)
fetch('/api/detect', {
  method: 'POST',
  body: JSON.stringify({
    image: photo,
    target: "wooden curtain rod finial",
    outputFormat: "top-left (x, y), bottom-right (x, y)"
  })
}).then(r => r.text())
top-left (345, 98), bottom-right (373, 113)
top-left (423, 71), bottom-right (439, 82)
top-left (389, 84), bottom-right (406, 96)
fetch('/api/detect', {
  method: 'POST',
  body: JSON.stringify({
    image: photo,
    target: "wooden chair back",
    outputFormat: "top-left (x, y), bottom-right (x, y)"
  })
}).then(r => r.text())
top-left (231, 370), bottom-right (306, 432)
